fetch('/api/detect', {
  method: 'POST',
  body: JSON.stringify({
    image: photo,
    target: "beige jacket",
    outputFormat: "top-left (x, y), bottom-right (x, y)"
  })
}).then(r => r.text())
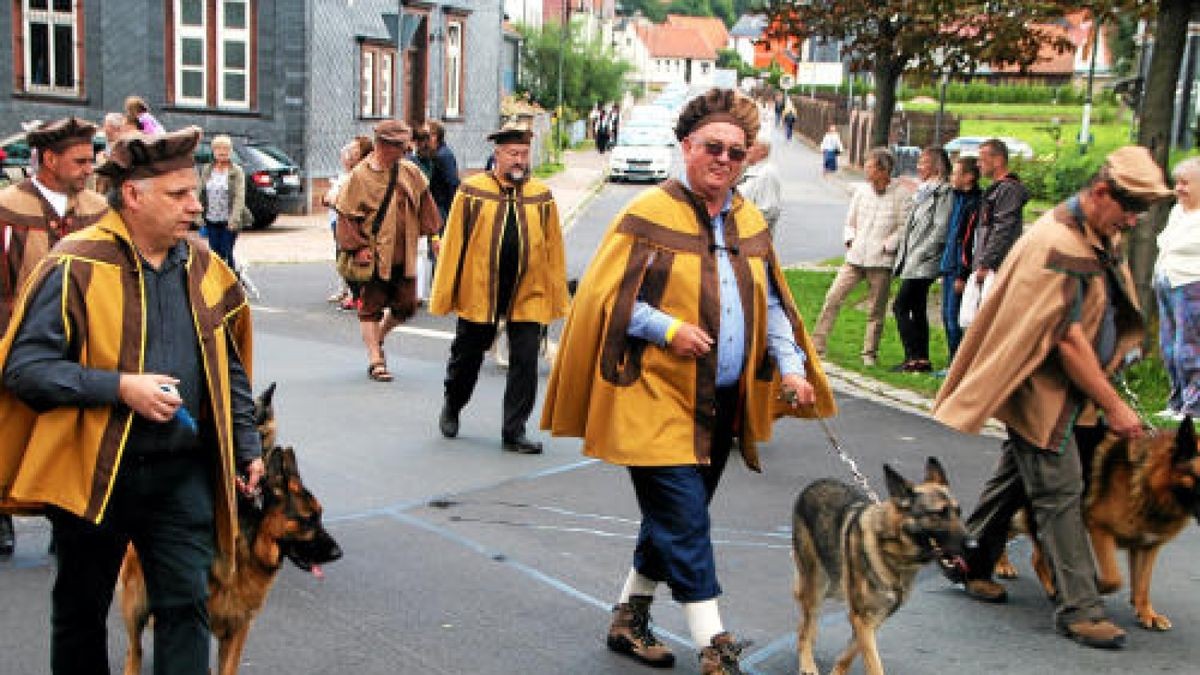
top-left (843, 181), bottom-right (912, 269)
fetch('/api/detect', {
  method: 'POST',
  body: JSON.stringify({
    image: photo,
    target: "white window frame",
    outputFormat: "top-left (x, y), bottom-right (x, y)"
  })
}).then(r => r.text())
top-left (444, 20), bottom-right (463, 118)
top-left (174, 0), bottom-right (208, 106)
top-left (379, 51), bottom-right (393, 118)
top-left (217, 0), bottom-right (250, 109)
top-left (22, 0), bottom-right (80, 96)
top-left (360, 49), bottom-right (375, 117)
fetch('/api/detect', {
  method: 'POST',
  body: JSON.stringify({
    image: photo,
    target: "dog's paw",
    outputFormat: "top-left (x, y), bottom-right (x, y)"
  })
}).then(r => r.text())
top-left (1135, 609), bottom-right (1172, 631)
top-left (994, 559), bottom-right (1019, 579)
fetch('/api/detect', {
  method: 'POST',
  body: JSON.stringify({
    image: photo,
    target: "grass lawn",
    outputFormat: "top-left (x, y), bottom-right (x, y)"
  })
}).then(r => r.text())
top-left (904, 101), bottom-right (1122, 123)
top-left (958, 119), bottom-right (1133, 158)
top-left (783, 267), bottom-right (1173, 425)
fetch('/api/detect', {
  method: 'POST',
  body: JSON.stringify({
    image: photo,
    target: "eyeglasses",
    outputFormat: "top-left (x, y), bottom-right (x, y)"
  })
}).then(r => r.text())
top-left (1106, 181), bottom-right (1150, 215)
top-left (696, 139), bottom-right (748, 162)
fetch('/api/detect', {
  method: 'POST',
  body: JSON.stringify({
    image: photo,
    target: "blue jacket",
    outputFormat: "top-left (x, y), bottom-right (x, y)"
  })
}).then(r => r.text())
top-left (940, 188), bottom-right (981, 279)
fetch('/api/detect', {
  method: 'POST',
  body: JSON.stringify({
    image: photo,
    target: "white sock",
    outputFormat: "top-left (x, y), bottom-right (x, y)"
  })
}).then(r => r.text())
top-left (617, 568), bottom-right (659, 604)
top-left (683, 599), bottom-right (724, 647)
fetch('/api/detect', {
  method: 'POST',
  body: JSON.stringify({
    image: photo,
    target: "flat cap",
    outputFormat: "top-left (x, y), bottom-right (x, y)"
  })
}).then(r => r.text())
top-left (1105, 146), bottom-right (1173, 202)
top-left (374, 119), bottom-right (411, 145)
top-left (487, 119), bottom-right (533, 145)
top-left (26, 116), bottom-right (98, 152)
top-left (95, 126), bottom-right (201, 183)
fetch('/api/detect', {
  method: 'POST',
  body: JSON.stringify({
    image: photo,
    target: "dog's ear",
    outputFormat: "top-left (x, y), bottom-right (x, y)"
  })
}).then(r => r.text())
top-left (924, 456), bottom-right (949, 487)
top-left (260, 382), bottom-right (277, 408)
top-left (884, 464), bottom-right (914, 504)
top-left (1174, 416), bottom-right (1196, 463)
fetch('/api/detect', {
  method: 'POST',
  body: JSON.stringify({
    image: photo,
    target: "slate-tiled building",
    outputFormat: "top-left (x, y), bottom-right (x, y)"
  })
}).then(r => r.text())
top-left (1, 0), bottom-right (509, 208)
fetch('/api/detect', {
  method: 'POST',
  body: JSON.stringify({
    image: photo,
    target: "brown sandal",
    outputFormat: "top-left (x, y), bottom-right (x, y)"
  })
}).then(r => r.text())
top-left (367, 361), bottom-right (393, 382)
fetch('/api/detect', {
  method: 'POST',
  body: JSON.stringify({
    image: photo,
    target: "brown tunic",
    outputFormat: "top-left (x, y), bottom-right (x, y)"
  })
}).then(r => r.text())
top-left (0, 179), bottom-right (109, 333)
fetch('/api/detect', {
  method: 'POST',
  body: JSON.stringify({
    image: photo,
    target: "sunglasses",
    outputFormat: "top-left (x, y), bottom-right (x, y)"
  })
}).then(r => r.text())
top-left (696, 139), bottom-right (748, 162)
top-left (1106, 181), bottom-right (1150, 215)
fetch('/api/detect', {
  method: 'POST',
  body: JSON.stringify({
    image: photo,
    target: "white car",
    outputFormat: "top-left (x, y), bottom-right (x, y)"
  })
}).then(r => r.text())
top-left (943, 136), bottom-right (1035, 161)
top-left (608, 125), bottom-right (678, 183)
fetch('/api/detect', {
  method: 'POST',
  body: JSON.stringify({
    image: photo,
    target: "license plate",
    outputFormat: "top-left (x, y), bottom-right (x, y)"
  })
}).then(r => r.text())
top-left (282, 174), bottom-right (300, 186)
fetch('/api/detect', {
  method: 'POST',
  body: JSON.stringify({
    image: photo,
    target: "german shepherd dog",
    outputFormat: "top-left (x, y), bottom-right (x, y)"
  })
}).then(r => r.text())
top-left (792, 457), bottom-right (967, 675)
top-left (995, 417), bottom-right (1200, 631)
top-left (119, 383), bottom-right (343, 675)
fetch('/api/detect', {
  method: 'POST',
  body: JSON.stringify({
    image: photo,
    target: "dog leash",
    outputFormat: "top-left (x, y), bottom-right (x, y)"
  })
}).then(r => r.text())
top-left (786, 393), bottom-right (880, 503)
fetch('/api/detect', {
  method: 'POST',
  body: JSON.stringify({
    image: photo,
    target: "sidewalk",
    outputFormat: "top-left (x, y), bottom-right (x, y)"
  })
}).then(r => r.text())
top-left (236, 149), bottom-right (608, 265)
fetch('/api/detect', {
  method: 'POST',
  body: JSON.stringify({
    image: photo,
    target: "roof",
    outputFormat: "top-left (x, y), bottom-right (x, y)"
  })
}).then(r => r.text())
top-left (729, 14), bottom-right (766, 39)
top-left (637, 23), bottom-right (718, 60)
top-left (664, 14), bottom-right (729, 51)
top-left (987, 11), bottom-right (1112, 76)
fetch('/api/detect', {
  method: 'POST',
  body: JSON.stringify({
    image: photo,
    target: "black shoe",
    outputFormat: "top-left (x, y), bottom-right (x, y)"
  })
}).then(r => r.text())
top-left (0, 514), bottom-right (14, 557)
top-left (502, 433), bottom-right (543, 454)
top-left (439, 405), bottom-right (459, 439)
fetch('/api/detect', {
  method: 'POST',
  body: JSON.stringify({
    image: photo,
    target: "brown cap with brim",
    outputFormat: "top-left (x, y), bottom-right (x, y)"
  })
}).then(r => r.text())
top-left (374, 119), bottom-right (411, 145)
top-left (487, 119), bottom-right (533, 145)
top-left (1105, 146), bottom-right (1174, 202)
top-left (26, 116), bottom-right (98, 153)
top-left (95, 126), bottom-right (201, 183)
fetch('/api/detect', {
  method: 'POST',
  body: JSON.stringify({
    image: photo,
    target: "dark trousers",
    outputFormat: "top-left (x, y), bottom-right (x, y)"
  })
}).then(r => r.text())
top-left (893, 277), bottom-right (935, 362)
top-left (941, 273), bottom-right (964, 361)
top-left (626, 387), bottom-right (738, 603)
top-left (48, 454), bottom-right (215, 675)
top-left (202, 221), bottom-right (237, 270)
top-left (963, 427), bottom-right (1106, 627)
top-left (443, 318), bottom-right (542, 440)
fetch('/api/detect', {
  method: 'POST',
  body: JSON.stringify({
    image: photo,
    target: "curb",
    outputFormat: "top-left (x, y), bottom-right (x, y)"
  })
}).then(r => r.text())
top-left (559, 171), bottom-right (607, 232)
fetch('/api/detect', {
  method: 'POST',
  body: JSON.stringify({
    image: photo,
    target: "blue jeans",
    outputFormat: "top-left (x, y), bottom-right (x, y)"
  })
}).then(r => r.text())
top-left (1155, 275), bottom-right (1200, 415)
top-left (202, 221), bottom-right (237, 270)
top-left (941, 273), bottom-right (963, 361)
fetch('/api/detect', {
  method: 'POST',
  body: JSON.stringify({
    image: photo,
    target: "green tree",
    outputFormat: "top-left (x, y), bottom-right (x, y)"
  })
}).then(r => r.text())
top-left (620, 0), bottom-right (666, 22)
top-left (517, 23), bottom-right (632, 118)
top-left (717, 48), bottom-right (758, 79)
top-left (761, 1), bottom-right (1086, 148)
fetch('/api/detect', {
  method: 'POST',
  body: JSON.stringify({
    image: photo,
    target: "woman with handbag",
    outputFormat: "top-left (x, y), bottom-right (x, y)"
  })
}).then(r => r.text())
top-left (820, 125), bottom-right (845, 174)
top-left (891, 146), bottom-right (953, 372)
top-left (198, 135), bottom-right (250, 270)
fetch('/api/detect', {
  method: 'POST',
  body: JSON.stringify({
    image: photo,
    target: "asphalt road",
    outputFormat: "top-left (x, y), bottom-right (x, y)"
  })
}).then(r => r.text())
top-left (2, 137), bottom-right (1199, 674)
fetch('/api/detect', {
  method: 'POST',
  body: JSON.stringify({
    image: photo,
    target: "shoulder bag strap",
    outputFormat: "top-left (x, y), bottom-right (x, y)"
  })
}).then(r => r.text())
top-left (370, 163), bottom-right (400, 237)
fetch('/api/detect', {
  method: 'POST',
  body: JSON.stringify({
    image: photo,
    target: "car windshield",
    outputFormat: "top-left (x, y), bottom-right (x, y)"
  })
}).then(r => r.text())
top-left (251, 144), bottom-right (295, 167)
top-left (239, 146), bottom-right (289, 170)
top-left (617, 127), bottom-right (675, 147)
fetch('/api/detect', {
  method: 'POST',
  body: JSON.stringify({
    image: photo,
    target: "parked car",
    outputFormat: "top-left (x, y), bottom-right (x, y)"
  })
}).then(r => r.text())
top-left (608, 125), bottom-right (678, 183)
top-left (194, 137), bottom-right (305, 229)
top-left (943, 136), bottom-right (1035, 161)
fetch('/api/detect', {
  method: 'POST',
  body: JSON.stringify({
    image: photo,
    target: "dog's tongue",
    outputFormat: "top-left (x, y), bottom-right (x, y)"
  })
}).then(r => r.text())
top-left (310, 565), bottom-right (324, 580)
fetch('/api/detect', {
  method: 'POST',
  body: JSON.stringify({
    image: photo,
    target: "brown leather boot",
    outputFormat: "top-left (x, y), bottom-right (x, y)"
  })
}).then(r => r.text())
top-left (1059, 618), bottom-right (1127, 649)
top-left (606, 595), bottom-right (675, 668)
top-left (964, 578), bottom-right (1008, 603)
top-left (698, 631), bottom-right (749, 675)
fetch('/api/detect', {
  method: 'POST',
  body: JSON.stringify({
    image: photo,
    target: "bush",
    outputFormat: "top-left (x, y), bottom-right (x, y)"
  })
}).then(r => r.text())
top-left (899, 82), bottom-right (1116, 106)
top-left (1011, 153), bottom-right (1107, 203)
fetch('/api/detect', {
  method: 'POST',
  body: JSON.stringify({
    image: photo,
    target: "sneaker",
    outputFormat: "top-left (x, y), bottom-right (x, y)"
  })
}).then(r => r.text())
top-left (699, 632), bottom-right (750, 675)
top-left (1155, 408), bottom-right (1184, 422)
top-left (1058, 618), bottom-right (1126, 649)
top-left (606, 595), bottom-right (674, 668)
top-left (964, 578), bottom-right (1008, 603)
top-left (862, 355), bottom-right (877, 367)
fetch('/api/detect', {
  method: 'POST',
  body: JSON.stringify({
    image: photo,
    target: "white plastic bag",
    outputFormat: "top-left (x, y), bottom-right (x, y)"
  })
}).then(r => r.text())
top-left (958, 270), bottom-right (996, 329)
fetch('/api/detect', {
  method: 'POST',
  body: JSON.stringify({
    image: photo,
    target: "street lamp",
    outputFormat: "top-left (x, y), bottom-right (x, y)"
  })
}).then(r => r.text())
top-left (1078, 11), bottom-right (1103, 154)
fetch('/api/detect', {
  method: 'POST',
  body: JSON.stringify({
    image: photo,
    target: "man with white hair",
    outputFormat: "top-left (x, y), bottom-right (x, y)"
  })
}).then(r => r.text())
top-left (738, 136), bottom-right (782, 237)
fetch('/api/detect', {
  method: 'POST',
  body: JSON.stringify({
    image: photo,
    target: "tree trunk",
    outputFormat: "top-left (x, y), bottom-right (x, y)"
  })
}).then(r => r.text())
top-left (870, 56), bottom-right (905, 149)
top-left (1129, 0), bottom-right (1190, 331)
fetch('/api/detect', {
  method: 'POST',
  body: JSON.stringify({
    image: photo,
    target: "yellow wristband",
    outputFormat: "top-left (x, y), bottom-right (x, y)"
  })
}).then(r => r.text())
top-left (664, 318), bottom-right (683, 345)
top-left (431, 234), bottom-right (441, 242)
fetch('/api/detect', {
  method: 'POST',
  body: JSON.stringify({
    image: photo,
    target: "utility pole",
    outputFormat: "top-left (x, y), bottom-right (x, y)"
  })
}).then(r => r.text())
top-left (1078, 11), bottom-right (1102, 154)
top-left (555, 0), bottom-right (566, 163)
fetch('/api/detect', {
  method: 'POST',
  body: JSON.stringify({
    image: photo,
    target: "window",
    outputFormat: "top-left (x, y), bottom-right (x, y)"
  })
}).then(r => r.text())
top-left (359, 42), bottom-right (395, 118)
top-left (16, 0), bottom-right (84, 97)
top-left (444, 21), bottom-right (463, 118)
top-left (169, 0), bottom-right (255, 109)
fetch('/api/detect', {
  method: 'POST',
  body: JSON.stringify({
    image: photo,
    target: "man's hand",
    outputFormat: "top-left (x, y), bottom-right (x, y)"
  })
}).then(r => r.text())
top-left (974, 268), bottom-right (989, 283)
top-left (431, 237), bottom-right (442, 256)
top-left (953, 278), bottom-right (966, 294)
top-left (353, 247), bottom-right (372, 265)
top-left (1105, 402), bottom-right (1145, 440)
top-left (668, 323), bottom-right (714, 359)
top-left (780, 373), bottom-right (815, 408)
top-left (118, 373), bottom-right (181, 422)
top-left (237, 458), bottom-right (265, 495)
